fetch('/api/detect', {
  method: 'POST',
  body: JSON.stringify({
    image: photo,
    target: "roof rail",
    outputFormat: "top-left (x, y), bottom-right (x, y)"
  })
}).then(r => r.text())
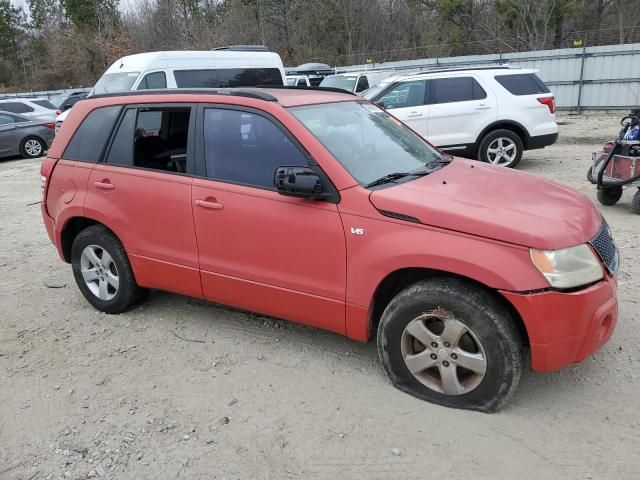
top-left (88, 88), bottom-right (278, 102)
top-left (213, 45), bottom-right (270, 52)
top-left (255, 85), bottom-right (358, 96)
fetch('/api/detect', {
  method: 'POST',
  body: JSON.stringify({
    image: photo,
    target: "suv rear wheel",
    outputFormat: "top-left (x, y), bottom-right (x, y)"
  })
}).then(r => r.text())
top-left (477, 129), bottom-right (523, 168)
top-left (377, 278), bottom-right (522, 412)
top-left (71, 225), bottom-right (146, 313)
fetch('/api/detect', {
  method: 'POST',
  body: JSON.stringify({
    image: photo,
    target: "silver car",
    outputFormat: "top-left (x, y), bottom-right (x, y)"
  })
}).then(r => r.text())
top-left (0, 111), bottom-right (55, 159)
top-left (0, 97), bottom-right (58, 122)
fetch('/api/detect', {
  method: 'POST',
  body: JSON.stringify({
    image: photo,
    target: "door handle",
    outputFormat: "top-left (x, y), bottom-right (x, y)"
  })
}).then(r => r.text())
top-left (407, 111), bottom-right (424, 117)
top-left (196, 199), bottom-right (224, 210)
top-left (475, 104), bottom-right (491, 110)
top-left (94, 180), bottom-right (115, 190)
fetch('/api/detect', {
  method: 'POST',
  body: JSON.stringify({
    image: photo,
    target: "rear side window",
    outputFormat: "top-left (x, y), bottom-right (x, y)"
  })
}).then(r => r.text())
top-left (137, 72), bottom-right (167, 90)
top-left (0, 113), bottom-right (14, 125)
top-left (203, 108), bottom-right (307, 188)
top-left (174, 68), bottom-right (283, 88)
top-left (33, 100), bottom-right (56, 109)
top-left (0, 102), bottom-right (34, 113)
top-left (495, 73), bottom-right (550, 95)
top-left (62, 106), bottom-right (121, 163)
top-left (105, 107), bottom-right (191, 174)
top-left (430, 77), bottom-right (486, 104)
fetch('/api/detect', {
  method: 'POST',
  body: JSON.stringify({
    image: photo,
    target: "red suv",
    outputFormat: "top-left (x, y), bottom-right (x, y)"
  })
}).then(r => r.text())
top-left (41, 88), bottom-right (619, 412)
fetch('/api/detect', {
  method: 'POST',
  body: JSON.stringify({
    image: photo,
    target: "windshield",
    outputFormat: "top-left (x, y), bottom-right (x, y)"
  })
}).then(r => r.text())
top-left (320, 75), bottom-right (357, 92)
top-left (290, 101), bottom-right (445, 186)
top-left (93, 72), bottom-right (140, 95)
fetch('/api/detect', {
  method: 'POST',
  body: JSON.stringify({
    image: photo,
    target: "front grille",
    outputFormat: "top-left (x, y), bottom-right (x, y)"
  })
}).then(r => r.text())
top-left (589, 221), bottom-right (619, 274)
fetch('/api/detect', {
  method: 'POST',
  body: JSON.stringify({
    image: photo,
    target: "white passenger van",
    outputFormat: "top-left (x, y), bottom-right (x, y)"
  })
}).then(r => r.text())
top-left (55, 46), bottom-right (285, 130)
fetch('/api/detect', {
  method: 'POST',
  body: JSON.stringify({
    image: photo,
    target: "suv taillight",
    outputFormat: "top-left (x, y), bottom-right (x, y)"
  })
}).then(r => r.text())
top-left (537, 96), bottom-right (555, 114)
top-left (40, 157), bottom-right (57, 202)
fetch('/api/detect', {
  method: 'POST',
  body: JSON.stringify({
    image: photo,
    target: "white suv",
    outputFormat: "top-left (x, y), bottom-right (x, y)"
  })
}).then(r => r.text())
top-left (363, 67), bottom-right (558, 168)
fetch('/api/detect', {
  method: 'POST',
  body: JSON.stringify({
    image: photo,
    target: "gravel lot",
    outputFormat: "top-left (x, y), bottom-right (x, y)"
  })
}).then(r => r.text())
top-left (1, 113), bottom-right (639, 480)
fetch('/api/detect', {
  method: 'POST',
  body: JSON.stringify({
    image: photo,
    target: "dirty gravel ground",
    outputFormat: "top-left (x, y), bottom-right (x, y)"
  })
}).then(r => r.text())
top-left (1, 113), bottom-right (639, 480)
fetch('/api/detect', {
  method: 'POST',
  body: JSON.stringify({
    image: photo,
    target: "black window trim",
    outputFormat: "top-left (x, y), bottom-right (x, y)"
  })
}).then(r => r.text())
top-left (195, 103), bottom-right (339, 202)
top-left (427, 76), bottom-right (487, 105)
top-left (101, 102), bottom-right (197, 177)
top-left (61, 105), bottom-right (123, 164)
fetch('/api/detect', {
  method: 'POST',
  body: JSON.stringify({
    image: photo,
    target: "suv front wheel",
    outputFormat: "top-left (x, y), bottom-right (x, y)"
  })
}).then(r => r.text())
top-left (477, 129), bottom-right (523, 168)
top-left (377, 278), bottom-right (523, 412)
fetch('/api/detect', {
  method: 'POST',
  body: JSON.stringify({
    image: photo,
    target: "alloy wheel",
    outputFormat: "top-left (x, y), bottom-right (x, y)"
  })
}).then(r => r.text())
top-left (487, 137), bottom-right (517, 166)
top-left (80, 244), bottom-right (119, 301)
top-left (24, 139), bottom-right (42, 157)
top-left (400, 310), bottom-right (487, 395)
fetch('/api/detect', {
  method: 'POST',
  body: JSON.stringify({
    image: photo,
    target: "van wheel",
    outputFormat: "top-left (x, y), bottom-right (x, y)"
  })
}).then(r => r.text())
top-left (20, 136), bottom-right (45, 159)
top-left (377, 278), bottom-right (522, 412)
top-left (71, 225), bottom-right (146, 313)
top-left (597, 186), bottom-right (623, 206)
top-left (477, 129), bottom-right (523, 168)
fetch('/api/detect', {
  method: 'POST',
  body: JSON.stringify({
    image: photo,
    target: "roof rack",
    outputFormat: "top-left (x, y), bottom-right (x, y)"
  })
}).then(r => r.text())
top-left (213, 45), bottom-right (270, 52)
top-left (256, 85), bottom-right (358, 96)
top-left (89, 88), bottom-right (278, 102)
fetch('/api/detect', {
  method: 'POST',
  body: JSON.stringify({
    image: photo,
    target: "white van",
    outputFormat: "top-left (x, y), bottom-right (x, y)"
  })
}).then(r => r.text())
top-left (319, 71), bottom-right (393, 93)
top-left (56, 46), bottom-right (285, 130)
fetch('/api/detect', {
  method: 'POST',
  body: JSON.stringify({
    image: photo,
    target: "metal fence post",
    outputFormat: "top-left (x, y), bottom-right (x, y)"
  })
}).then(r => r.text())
top-left (576, 36), bottom-right (588, 112)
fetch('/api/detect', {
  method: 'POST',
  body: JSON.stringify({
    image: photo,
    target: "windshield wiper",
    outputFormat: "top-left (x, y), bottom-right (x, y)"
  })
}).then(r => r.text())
top-left (366, 170), bottom-right (432, 188)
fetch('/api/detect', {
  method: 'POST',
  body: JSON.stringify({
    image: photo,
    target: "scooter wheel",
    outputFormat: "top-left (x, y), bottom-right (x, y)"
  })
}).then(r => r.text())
top-left (597, 186), bottom-right (623, 206)
top-left (631, 189), bottom-right (640, 214)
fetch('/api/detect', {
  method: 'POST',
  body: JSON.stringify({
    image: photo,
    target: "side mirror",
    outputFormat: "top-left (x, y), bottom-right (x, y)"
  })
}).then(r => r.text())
top-left (274, 166), bottom-right (328, 200)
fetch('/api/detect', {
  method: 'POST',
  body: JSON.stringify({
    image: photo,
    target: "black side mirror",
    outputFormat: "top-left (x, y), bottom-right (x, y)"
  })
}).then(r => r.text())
top-left (274, 166), bottom-right (329, 200)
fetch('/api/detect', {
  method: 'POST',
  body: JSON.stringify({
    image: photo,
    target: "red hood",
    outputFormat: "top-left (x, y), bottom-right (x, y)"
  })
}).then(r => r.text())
top-left (369, 159), bottom-right (602, 250)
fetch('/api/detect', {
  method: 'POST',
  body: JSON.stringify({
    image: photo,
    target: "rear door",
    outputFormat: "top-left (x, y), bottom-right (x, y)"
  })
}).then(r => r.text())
top-left (84, 104), bottom-right (202, 298)
top-left (191, 105), bottom-right (347, 334)
top-left (426, 75), bottom-right (497, 149)
top-left (375, 80), bottom-right (429, 137)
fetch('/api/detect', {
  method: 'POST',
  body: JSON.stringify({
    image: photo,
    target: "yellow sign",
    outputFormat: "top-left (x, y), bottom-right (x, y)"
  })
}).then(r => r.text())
top-left (572, 39), bottom-right (583, 47)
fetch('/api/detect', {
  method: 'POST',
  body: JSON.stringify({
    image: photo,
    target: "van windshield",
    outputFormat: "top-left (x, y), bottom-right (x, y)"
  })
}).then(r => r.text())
top-left (93, 72), bottom-right (141, 95)
top-left (320, 76), bottom-right (357, 92)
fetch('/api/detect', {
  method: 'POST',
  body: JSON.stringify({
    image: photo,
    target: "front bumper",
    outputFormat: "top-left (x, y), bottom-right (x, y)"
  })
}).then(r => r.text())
top-left (501, 276), bottom-right (618, 372)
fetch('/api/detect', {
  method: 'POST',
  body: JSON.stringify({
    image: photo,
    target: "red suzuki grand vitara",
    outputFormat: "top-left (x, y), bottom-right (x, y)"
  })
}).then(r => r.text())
top-left (41, 88), bottom-right (619, 412)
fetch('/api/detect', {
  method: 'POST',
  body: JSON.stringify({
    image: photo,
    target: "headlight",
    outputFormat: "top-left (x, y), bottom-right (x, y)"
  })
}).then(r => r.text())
top-left (530, 244), bottom-right (604, 289)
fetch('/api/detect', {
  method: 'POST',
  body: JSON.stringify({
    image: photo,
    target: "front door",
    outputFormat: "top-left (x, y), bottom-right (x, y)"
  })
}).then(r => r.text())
top-left (192, 106), bottom-right (347, 334)
top-left (376, 80), bottom-right (429, 137)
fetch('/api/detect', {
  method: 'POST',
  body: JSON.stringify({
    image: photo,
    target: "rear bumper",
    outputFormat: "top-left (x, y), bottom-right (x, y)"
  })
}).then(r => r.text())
top-left (527, 132), bottom-right (558, 150)
top-left (501, 276), bottom-right (618, 372)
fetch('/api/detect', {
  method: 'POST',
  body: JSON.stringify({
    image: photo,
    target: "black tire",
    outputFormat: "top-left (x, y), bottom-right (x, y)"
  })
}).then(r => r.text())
top-left (377, 277), bottom-right (522, 413)
top-left (631, 189), bottom-right (640, 214)
top-left (71, 225), bottom-right (146, 314)
top-left (19, 136), bottom-right (46, 159)
top-left (477, 129), bottom-right (524, 168)
top-left (597, 186), bottom-right (623, 206)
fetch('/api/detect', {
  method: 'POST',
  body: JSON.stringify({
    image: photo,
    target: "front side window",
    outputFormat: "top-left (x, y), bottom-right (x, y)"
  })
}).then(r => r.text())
top-left (290, 101), bottom-right (444, 186)
top-left (93, 72), bottom-right (141, 95)
top-left (174, 68), bottom-right (283, 88)
top-left (430, 77), bottom-right (486, 104)
top-left (105, 107), bottom-right (191, 173)
top-left (203, 108), bottom-right (308, 188)
top-left (137, 71), bottom-right (167, 90)
top-left (0, 102), bottom-right (33, 114)
top-left (63, 106), bottom-right (122, 162)
top-left (377, 80), bottom-right (427, 109)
